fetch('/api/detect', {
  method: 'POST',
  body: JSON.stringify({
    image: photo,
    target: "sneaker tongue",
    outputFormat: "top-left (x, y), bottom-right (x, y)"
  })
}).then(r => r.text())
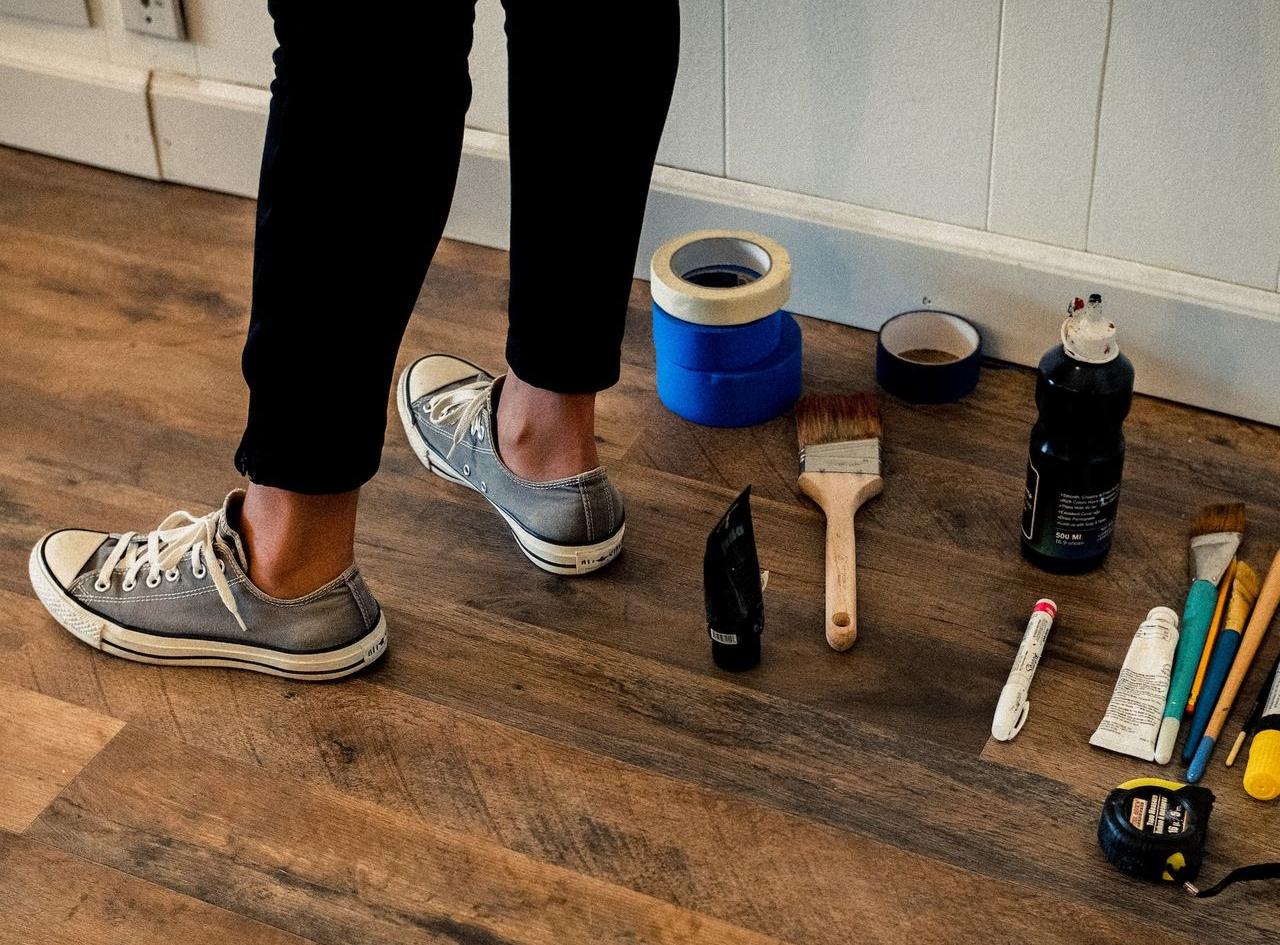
top-left (217, 492), bottom-right (251, 571)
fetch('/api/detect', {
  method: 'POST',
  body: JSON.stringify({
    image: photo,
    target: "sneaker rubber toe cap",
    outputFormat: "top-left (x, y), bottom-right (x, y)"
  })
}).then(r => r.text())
top-left (405, 354), bottom-right (489, 403)
top-left (38, 529), bottom-right (108, 589)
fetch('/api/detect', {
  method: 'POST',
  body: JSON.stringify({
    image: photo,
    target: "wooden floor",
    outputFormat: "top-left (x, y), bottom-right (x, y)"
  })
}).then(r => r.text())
top-left (1, 145), bottom-right (1278, 944)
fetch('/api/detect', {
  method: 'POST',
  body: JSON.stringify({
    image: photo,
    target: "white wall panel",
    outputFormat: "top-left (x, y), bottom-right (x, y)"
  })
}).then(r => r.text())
top-left (656, 0), bottom-right (723, 176)
top-left (0, 1), bottom-right (106, 58)
top-left (724, 0), bottom-right (1002, 228)
top-left (1088, 0), bottom-right (1280, 289)
top-left (97, 0), bottom-right (196, 73)
top-left (463, 0), bottom-right (724, 175)
top-left (0, 0), bottom-right (89, 27)
top-left (987, 0), bottom-right (1109, 248)
top-left (465, 0), bottom-right (507, 135)
top-left (187, 0), bottom-right (274, 88)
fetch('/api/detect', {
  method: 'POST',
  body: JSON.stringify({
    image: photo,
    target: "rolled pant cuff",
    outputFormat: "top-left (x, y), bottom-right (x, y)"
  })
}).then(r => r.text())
top-left (505, 340), bottom-right (621, 395)
top-left (234, 445), bottom-right (379, 496)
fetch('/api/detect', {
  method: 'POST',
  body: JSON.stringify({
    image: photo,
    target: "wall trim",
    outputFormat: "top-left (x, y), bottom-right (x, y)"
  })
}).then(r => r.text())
top-left (149, 72), bottom-right (268, 198)
top-left (0, 42), bottom-right (159, 179)
top-left (458, 130), bottom-right (1279, 425)
top-left (1, 65), bottom-right (1276, 424)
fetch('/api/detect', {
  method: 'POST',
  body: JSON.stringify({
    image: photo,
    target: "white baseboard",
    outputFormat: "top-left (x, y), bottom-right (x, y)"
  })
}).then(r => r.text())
top-left (0, 42), bottom-right (158, 178)
top-left (456, 132), bottom-right (1280, 425)
top-left (149, 73), bottom-right (268, 198)
top-left (2, 62), bottom-right (1277, 424)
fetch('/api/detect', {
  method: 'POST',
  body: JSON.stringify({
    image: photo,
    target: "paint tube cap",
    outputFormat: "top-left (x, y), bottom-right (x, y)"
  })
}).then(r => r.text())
top-left (1244, 729), bottom-right (1280, 801)
top-left (991, 684), bottom-right (1029, 741)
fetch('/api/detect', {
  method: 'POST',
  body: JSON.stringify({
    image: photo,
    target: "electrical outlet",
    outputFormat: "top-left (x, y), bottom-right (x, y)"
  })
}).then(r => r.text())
top-left (122, 0), bottom-right (186, 41)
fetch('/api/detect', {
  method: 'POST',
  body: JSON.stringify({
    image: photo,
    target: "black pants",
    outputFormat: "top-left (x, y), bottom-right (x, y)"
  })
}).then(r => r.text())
top-left (235, 1), bottom-right (680, 494)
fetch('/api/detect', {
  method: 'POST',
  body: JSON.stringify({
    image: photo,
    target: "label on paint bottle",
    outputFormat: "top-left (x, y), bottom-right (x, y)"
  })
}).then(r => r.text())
top-left (1021, 458), bottom-right (1122, 561)
top-left (1021, 463), bottom-right (1041, 541)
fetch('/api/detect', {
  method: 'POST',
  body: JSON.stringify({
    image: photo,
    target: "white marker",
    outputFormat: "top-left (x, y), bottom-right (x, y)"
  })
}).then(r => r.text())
top-left (992, 599), bottom-right (1058, 741)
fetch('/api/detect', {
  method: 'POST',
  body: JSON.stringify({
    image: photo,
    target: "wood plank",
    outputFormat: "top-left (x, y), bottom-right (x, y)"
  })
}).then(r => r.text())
top-left (983, 627), bottom-right (1280, 873)
top-left (367, 590), bottom-right (1279, 945)
top-left (30, 725), bottom-right (793, 945)
top-left (0, 832), bottom-right (312, 945)
top-left (3, 144), bottom-right (1280, 945)
top-left (0, 589), bottom-right (1191, 945)
top-left (0, 682), bottom-right (122, 832)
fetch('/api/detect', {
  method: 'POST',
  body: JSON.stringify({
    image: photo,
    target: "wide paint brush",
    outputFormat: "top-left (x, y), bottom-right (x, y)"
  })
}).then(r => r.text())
top-left (1154, 502), bottom-right (1246, 764)
top-left (795, 393), bottom-right (883, 651)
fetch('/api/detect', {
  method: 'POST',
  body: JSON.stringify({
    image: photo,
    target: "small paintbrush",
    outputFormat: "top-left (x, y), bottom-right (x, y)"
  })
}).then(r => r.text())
top-left (795, 393), bottom-right (883, 651)
top-left (1226, 656), bottom-right (1278, 767)
top-left (1154, 502), bottom-right (1246, 764)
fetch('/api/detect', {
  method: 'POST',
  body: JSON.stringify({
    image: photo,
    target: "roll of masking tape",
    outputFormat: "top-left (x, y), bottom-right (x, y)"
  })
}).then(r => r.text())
top-left (650, 230), bottom-right (791, 327)
top-left (656, 312), bottom-right (803, 427)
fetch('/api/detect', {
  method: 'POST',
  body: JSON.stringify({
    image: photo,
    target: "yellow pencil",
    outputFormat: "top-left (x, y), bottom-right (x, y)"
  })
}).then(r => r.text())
top-left (1189, 558), bottom-right (1237, 713)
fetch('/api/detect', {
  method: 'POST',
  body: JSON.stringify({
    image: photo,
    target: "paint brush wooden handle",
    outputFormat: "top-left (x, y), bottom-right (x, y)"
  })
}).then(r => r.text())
top-left (798, 471), bottom-right (883, 651)
top-left (1206, 550), bottom-right (1280, 740)
top-left (1187, 550), bottom-right (1280, 781)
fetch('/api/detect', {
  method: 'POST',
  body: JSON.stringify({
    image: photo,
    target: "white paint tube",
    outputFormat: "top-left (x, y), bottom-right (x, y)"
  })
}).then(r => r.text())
top-left (1090, 606), bottom-right (1181, 761)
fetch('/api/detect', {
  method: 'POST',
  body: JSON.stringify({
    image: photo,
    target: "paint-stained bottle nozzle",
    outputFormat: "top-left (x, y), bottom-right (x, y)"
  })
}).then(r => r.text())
top-left (1062, 293), bottom-right (1119, 364)
top-left (705, 486), bottom-right (766, 671)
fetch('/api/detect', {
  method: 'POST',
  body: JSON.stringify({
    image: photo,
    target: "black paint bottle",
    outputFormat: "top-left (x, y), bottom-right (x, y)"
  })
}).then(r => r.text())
top-left (1021, 294), bottom-right (1135, 574)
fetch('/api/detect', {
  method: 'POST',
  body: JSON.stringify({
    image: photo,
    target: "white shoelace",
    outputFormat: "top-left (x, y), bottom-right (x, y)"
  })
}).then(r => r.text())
top-left (426, 378), bottom-right (493, 456)
top-left (93, 508), bottom-right (247, 632)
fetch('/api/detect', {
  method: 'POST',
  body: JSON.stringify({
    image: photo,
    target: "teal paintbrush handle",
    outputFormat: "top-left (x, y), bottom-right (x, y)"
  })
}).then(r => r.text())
top-left (1164, 580), bottom-right (1217, 720)
top-left (1154, 579), bottom-right (1217, 763)
top-left (1182, 629), bottom-right (1242, 762)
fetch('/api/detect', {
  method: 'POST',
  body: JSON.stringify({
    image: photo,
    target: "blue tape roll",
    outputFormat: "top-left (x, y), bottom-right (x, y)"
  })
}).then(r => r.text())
top-left (651, 301), bottom-right (784, 372)
top-left (656, 312), bottom-right (803, 427)
top-left (875, 309), bottom-right (981, 404)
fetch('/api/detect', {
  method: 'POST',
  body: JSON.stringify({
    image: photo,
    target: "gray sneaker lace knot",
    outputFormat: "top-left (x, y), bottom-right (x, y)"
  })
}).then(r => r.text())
top-left (95, 508), bottom-right (248, 632)
top-left (426, 378), bottom-right (493, 457)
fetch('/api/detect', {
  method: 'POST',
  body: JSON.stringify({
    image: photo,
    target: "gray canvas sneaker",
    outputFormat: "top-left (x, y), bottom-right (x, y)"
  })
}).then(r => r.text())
top-left (397, 354), bottom-right (625, 575)
top-left (28, 491), bottom-right (387, 680)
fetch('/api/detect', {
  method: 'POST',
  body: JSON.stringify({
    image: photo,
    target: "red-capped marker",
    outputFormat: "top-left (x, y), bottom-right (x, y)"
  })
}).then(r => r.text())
top-left (991, 599), bottom-right (1058, 741)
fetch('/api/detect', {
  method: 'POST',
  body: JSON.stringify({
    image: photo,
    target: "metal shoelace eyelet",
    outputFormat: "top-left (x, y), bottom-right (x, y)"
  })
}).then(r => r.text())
top-left (93, 579), bottom-right (110, 592)
top-left (193, 566), bottom-right (206, 579)
top-left (479, 481), bottom-right (487, 493)
top-left (463, 464), bottom-right (471, 476)
top-left (121, 579), bottom-right (137, 592)
top-left (146, 573), bottom-right (162, 589)
top-left (165, 568), bottom-right (180, 582)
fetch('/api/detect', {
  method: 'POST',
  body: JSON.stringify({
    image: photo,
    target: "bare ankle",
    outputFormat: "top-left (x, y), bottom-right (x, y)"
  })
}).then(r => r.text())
top-left (496, 372), bottom-right (600, 481)
top-left (238, 485), bottom-right (359, 599)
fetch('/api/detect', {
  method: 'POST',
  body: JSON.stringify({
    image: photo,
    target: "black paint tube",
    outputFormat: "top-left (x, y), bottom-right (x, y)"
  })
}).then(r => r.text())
top-left (704, 486), bottom-right (764, 671)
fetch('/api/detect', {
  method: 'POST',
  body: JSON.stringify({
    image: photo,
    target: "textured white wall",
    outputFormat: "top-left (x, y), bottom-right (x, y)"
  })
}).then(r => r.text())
top-left (1, 0), bottom-right (1278, 292)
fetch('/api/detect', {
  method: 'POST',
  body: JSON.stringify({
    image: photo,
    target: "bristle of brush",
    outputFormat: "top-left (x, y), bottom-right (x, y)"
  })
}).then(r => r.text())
top-left (1191, 502), bottom-right (1245, 538)
top-left (795, 393), bottom-right (881, 448)
top-left (1233, 561), bottom-right (1261, 604)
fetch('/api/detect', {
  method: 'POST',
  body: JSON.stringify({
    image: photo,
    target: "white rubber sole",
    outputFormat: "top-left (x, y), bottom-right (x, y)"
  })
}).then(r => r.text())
top-left (28, 541), bottom-right (387, 681)
top-left (397, 367), bottom-right (623, 576)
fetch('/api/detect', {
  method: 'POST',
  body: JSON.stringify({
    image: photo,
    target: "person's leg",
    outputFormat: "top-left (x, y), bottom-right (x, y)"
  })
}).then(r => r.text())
top-left (235, 0), bottom-right (476, 596)
top-left (496, 0), bottom-right (680, 482)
